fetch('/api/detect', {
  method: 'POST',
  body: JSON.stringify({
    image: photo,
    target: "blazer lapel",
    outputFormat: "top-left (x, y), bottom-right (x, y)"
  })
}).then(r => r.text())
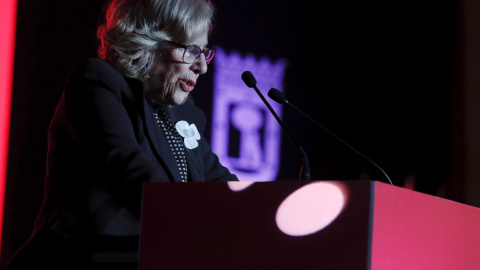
top-left (127, 78), bottom-right (182, 183)
top-left (184, 148), bottom-right (204, 182)
top-left (168, 103), bottom-right (204, 182)
top-left (142, 99), bottom-right (183, 182)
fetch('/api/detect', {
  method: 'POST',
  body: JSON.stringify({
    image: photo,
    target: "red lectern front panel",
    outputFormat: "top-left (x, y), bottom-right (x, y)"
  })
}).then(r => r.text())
top-left (138, 181), bottom-right (373, 269)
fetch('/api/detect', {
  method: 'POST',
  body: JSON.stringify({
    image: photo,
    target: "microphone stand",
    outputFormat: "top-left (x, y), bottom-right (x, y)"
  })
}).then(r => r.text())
top-left (253, 86), bottom-right (311, 181)
top-left (269, 88), bottom-right (393, 185)
top-left (242, 72), bottom-right (311, 181)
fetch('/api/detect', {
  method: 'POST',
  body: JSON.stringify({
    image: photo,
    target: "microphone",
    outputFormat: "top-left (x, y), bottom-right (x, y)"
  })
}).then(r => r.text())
top-left (268, 88), bottom-right (394, 185)
top-left (241, 71), bottom-right (311, 181)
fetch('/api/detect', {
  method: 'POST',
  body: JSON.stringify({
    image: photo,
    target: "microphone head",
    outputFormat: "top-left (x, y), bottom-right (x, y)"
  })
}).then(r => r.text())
top-left (268, 88), bottom-right (287, 104)
top-left (241, 71), bottom-right (257, 88)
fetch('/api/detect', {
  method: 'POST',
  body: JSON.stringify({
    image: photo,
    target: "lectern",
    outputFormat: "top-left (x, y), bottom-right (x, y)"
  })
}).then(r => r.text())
top-left (138, 181), bottom-right (480, 269)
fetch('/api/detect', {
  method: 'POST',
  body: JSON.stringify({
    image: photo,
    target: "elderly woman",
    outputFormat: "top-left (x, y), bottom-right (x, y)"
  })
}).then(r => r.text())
top-left (4, 0), bottom-right (237, 269)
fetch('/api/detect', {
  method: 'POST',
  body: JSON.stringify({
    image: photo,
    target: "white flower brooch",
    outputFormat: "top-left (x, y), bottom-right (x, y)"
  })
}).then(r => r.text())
top-left (175, 121), bottom-right (201, 149)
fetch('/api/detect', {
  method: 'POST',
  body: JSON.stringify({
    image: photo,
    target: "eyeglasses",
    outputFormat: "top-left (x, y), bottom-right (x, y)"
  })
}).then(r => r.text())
top-left (164, 40), bottom-right (215, 65)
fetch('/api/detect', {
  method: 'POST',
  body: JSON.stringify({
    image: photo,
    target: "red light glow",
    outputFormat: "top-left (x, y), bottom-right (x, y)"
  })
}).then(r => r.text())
top-left (0, 0), bottom-right (17, 256)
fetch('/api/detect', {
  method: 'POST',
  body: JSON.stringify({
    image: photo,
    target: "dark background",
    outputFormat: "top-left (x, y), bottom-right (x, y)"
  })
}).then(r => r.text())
top-left (1, 0), bottom-right (461, 266)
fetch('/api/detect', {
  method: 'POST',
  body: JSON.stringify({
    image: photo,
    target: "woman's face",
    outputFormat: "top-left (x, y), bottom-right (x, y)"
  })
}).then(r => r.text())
top-left (145, 31), bottom-right (209, 107)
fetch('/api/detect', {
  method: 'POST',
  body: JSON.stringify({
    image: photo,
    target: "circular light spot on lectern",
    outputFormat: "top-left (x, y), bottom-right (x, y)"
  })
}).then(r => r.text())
top-left (228, 181), bottom-right (254, 192)
top-left (275, 182), bottom-right (345, 236)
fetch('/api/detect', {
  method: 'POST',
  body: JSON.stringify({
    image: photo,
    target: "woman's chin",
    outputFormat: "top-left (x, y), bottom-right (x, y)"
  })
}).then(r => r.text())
top-left (171, 92), bottom-right (189, 106)
top-left (148, 89), bottom-right (189, 107)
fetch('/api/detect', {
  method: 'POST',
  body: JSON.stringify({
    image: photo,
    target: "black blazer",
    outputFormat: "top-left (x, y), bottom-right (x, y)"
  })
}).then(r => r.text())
top-left (34, 58), bottom-right (237, 237)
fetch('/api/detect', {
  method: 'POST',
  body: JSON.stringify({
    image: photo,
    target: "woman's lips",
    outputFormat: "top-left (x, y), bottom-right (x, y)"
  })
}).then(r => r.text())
top-left (180, 78), bottom-right (195, 92)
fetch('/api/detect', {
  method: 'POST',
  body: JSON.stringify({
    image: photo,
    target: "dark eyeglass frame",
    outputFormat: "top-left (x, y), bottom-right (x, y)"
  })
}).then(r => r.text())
top-left (164, 40), bottom-right (216, 65)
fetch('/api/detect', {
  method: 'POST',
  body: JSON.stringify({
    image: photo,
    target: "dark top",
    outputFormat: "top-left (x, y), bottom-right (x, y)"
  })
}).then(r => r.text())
top-left (34, 58), bottom-right (238, 238)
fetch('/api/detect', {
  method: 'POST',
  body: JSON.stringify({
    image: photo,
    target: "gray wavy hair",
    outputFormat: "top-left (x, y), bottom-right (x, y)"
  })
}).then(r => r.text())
top-left (97, 0), bottom-right (215, 79)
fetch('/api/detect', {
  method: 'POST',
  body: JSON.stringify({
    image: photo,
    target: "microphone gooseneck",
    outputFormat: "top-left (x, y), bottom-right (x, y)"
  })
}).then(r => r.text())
top-left (268, 88), bottom-right (394, 186)
top-left (241, 71), bottom-right (311, 181)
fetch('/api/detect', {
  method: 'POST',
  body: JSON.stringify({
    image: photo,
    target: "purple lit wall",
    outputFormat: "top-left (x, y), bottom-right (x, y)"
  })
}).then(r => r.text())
top-left (211, 47), bottom-right (287, 181)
